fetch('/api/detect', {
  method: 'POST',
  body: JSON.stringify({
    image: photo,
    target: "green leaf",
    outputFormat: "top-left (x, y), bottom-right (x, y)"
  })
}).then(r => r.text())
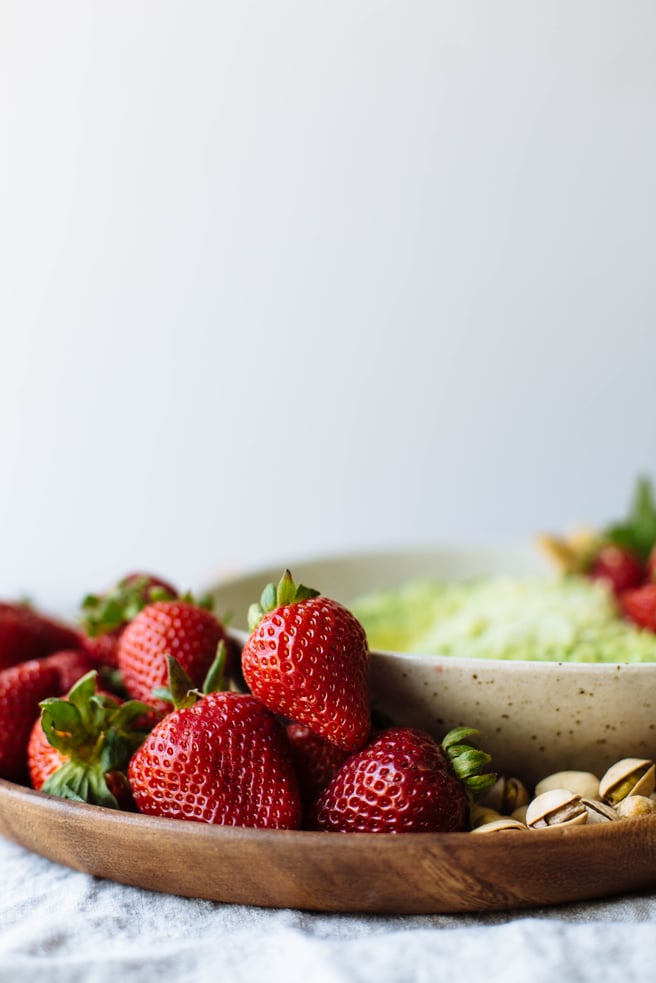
top-left (605, 475), bottom-right (656, 561)
top-left (260, 582), bottom-right (277, 613)
top-left (247, 602), bottom-right (264, 632)
top-left (203, 640), bottom-right (227, 694)
top-left (276, 570), bottom-right (297, 607)
top-left (295, 584), bottom-right (320, 603)
top-left (441, 726), bottom-right (481, 751)
top-left (42, 760), bottom-right (120, 809)
top-left (164, 655), bottom-right (199, 710)
top-left (39, 700), bottom-right (86, 754)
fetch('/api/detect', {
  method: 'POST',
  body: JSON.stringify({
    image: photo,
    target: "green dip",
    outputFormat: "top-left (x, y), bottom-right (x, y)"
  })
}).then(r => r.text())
top-left (349, 575), bottom-right (656, 663)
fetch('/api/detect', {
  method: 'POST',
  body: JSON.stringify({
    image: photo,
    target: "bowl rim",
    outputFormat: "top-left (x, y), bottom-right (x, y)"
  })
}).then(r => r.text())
top-left (213, 543), bottom-right (656, 672)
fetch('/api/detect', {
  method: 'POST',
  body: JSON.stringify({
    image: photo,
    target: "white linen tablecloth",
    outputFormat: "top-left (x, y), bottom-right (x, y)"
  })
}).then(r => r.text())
top-left (1, 835), bottom-right (654, 983)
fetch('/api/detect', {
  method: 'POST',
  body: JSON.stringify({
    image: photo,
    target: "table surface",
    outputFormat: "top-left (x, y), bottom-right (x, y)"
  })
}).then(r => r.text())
top-left (1, 833), bottom-right (654, 983)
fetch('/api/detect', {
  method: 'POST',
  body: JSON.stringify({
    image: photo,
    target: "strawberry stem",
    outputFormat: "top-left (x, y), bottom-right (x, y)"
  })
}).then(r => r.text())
top-left (247, 570), bottom-right (320, 631)
top-left (441, 726), bottom-right (496, 800)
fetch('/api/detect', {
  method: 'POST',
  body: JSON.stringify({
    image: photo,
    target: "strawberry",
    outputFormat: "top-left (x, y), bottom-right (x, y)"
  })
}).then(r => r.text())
top-left (285, 722), bottom-right (352, 809)
top-left (0, 658), bottom-right (61, 781)
top-left (241, 571), bottom-right (370, 751)
top-left (588, 545), bottom-right (644, 596)
top-left (647, 545), bottom-right (656, 584)
top-left (117, 599), bottom-right (227, 712)
top-left (0, 602), bottom-right (82, 672)
top-left (128, 655), bottom-right (302, 828)
top-left (44, 649), bottom-right (98, 694)
top-left (620, 583), bottom-right (656, 633)
top-left (80, 572), bottom-right (178, 668)
top-left (28, 670), bottom-right (153, 808)
top-left (313, 727), bottom-right (494, 834)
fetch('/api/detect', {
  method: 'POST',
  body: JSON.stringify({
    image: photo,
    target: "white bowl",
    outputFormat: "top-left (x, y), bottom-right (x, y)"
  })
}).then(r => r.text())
top-left (209, 546), bottom-right (656, 785)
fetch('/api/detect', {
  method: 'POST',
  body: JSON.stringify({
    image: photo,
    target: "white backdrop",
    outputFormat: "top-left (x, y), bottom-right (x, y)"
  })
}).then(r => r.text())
top-left (1, 1), bottom-right (655, 613)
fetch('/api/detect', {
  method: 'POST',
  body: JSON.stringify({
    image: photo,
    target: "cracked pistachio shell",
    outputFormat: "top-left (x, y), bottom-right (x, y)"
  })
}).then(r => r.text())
top-left (479, 776), bottom-right (529, 815)
top-left (526, 788), bottom-right (588, 829)
top-left (580, 799), bottom-right (618, 824)
top-left (470, 818), bottom-right (526, 834)
top-left (599, 759), bottom-right (656, 805)
top-left (615, 795), bottom-right (656, 820)
top-left (535, 771), bottom-right (600, 801)
top-left (470, 806), bottom-right (503, 829)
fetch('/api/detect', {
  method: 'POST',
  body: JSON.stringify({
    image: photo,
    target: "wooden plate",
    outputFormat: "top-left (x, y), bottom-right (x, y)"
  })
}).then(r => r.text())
top-left (2, 777), bottom-right (656, 913)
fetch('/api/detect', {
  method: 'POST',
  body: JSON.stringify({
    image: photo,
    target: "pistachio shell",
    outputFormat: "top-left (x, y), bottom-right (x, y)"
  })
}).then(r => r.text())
top-left (479, 776), bottom-right (529, 815)
top-left (535, 771), bottom-right (600, 801)
top-left (511, 805), bottom-right (528, 824)
top-left (470, 805), bottom-right (503, 829)
top-left (580, 798), bottom-right (618, 824)
top-left (615, 795), bottom-right (656, 820)
top-left (526, 788), bottom-right (588, 829)
top-left (599, 759), bottom-right (656, 805)
top-left (470, 818), bottom-right (526, 834)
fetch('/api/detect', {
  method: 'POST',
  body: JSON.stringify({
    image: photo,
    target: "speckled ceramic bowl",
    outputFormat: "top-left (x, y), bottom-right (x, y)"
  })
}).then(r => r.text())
top-left (209, 547), bottom-right (656, 785)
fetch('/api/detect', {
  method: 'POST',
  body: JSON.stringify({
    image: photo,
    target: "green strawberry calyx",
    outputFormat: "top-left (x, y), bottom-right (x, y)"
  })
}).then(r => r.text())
top-left (80, 576), bottom-right (178, 638)
top-left (441, 726), bottom-right (496, 799)
top-left (247, 569), bottom-right (319, 631)
top-left (39, 670), bottom-right (154, 809)
top-left (152, 641), bottom-right (229, 710)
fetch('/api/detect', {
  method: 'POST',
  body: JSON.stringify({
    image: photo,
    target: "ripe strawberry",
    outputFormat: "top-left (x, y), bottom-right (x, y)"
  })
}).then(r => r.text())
top-left (128, 660), bottom-right (302, 828)
top-left (0, 658), bottom-right (61, 781)
top-left (28, 670), bottom-right (152, 808)
top-left (313, 727), bottom-right (494, 834)
top-left (117, 599), bottom-right (226, 712)
top-left (620, 583), bottom-right (656, 633)
top-left (286, 722), bottom-right (352, 808)
top-left (0, 602), bottom-right (81, 672)
top-left (647, 546), bottom-right (656, 584)
top-left (80, 572), bottom-right (178, 668)
top-left (588, 545), bottom-right (644, 596)
top-left (44, 649), bottom-right (97, 694)
top-left (241, 571), bottom-right (370, 751)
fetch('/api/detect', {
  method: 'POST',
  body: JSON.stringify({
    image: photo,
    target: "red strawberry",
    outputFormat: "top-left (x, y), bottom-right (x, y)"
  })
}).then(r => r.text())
top-left (286, 722), bottom-right (352, 808)
top-left (28, 670), bottom-right (152, 808)
top-left (647, 546), bottom-right (656, 584)
top-left (44, 649), bottom-right (97, 694)
top-left (80, 572), bottom-right (178, 668)
top-left (313, 727), bottom-right (494, 834)
top-left (117, 599), bottom-right (227, 712)
top-left (241, 571), bottom-right (370, 751)
top-left (620, 583), bottom-right (656, 632)
top-left (0, 602), bottom-right (82, 672)
top-left (589, 545), bottom-right (644, 596)
top-left (128, 671), bottom-right (302, 828)
top-left (0, 658), bottom-right (61, 781)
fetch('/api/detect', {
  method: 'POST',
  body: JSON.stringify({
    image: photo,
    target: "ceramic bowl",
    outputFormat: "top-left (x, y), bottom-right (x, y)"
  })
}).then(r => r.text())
top-left (209, 546), bottom-right (656, 785)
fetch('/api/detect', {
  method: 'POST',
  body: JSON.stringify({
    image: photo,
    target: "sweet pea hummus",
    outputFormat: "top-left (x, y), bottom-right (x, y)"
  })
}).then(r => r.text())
top-left (349, 576), bottom-right (656, 662)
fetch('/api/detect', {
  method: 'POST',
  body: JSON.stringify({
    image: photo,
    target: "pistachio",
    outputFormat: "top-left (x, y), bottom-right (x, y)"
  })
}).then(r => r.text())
top-left (470, 818), bottom-right (526, 834)
top-left (511, 804), bottom-right (529, 824)
top-left (580, 798), bottom-right (618, 824)
top-left (615, 796), bottom-right (656, 820)
top-left (470, 805), bottom-right (503, 829)
top-left (599, 758), bottom-right (656, 805)
top-left (525, 788), bottom-right (588, 829)
top-left (535, 771), bottom-right (600, 801)
top-left (479, 776), bottom-right (530, 815)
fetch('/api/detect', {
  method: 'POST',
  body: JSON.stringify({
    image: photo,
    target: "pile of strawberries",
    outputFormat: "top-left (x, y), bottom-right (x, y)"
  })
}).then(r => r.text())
top-left (0, 570), bottom-right (493, 833)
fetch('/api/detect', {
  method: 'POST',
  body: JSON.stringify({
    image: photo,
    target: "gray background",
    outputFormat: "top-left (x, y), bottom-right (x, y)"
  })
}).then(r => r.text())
top-left (1, 1), bottom-right (655, 611)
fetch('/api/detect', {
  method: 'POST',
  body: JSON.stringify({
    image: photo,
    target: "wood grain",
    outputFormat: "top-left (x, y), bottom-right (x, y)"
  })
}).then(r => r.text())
top-left (2, 778), bottom-right (656, 913)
